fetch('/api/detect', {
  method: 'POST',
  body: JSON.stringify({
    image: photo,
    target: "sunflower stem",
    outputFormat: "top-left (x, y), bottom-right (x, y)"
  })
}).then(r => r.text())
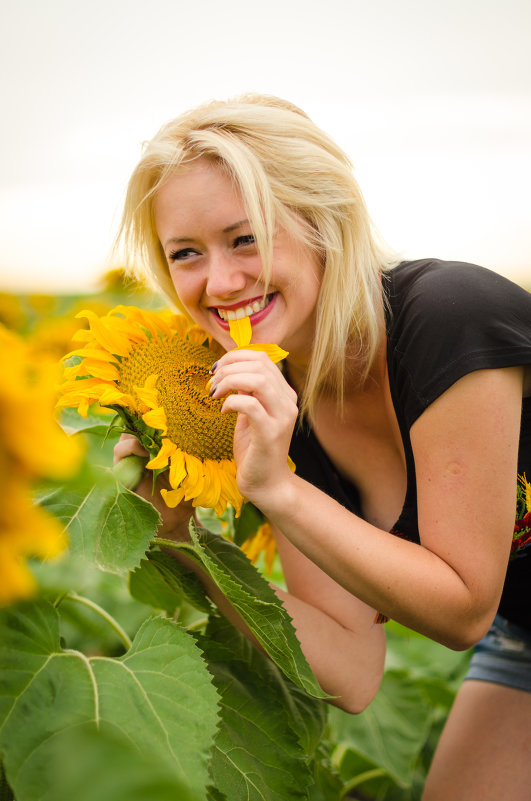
top-left (63, 592), bottom-right (132, 650)
top-left (339, 769), bottom-right (388, 799)
top-left (112, 454), bottom-right (147, 490)
top-left (152, 537), bottom-right (194, 552)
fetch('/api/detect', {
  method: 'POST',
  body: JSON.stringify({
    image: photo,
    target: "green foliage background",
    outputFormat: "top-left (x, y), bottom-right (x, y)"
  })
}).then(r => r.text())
top-left (0, 280), bottom-right (471, 801)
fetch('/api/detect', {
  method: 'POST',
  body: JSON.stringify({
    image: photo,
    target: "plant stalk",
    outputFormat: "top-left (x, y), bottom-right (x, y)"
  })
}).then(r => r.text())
top-left (340, 768), bottom-right (387, 799)
top-left (63, 592), bottom-right (132, 650)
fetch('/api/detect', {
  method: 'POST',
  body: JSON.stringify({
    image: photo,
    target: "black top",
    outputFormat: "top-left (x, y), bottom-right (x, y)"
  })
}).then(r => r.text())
top-left (288, 259), bottom-right (531, 633)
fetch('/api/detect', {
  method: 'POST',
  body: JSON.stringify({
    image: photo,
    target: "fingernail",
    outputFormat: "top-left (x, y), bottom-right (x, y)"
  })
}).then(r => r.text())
top-left (205, 376), bottom-right (213, 392)
top-left (209, 361), bottom-right (218, 374)
top-left (209, 384), bottom-right (217, 397)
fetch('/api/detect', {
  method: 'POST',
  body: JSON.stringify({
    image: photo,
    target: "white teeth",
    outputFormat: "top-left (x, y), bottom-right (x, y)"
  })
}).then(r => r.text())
top-left (217, 295), bottom-right (271, 321)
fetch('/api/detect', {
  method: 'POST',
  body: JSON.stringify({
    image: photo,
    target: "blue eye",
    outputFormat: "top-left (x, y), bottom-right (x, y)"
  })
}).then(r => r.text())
top-left (234, 234), bottom-right (255, 248)
top-left (168, 247), bottom-right (198, 261)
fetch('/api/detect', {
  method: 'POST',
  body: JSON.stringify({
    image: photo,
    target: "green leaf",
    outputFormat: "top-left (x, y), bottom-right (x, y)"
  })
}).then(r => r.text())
top-left (39, 462), bottom-right (160, 575)
top-left (0, 600), bottom-right (219, 801)
top-left (328, 669), bottom-right (437, 789)
top-left (203, 617), bottom-right (328, 754)
top-left (385, 621), bottom-right (471, 683)
top-left (201, 619), bottom-right (316, 801)
top-left (59, 405), bottom-right (120, 434)
top-left (167, 522), bottom-right (328, 699)
top-left (129, 550), bottom-right (212, 615)
top-left (40, 723), bottom-right (203, 801)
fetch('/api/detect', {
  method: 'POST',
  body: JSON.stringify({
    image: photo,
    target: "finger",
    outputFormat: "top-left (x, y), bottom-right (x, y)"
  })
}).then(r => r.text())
top-left (221, 392), bottom-right (272, 428)
top-left (214, 348), bottom-right (275, 367)
top-left (113, 435), bottom-right (149, 464)
top-left (211, 357), bottom-right (297, 399)
top-left (212, 373), bottom-right (297, 417)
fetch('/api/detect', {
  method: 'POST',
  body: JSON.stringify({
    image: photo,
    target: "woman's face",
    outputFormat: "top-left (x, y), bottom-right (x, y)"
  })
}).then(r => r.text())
top-left (153, 159), bottom-right (321, 359)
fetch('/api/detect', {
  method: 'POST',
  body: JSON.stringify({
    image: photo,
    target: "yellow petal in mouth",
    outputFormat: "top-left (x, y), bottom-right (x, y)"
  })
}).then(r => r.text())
top-left (228, 316), bottom-right (252, 348)
top-left (228, 315), bottom-right (288, 363)
top-left (234, 343), bottom-right (288, 364)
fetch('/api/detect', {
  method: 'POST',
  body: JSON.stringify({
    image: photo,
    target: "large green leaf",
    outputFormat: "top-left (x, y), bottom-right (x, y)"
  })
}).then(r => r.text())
top-left (201, 619), bottom-right (318, 801)
top-left (59, 405), bottom-right (119, 433)
top-left (203, 617), bottom-right (328, 754)
top-left (167, 522), bottom-right (328, 699)
top-left (39, 462), bottom-right (160, 575)
top-left (40, 723), bottom-right (203, 801)
top-left (0, 600), bottom-right (219, 801)
top-left (328, 669), bottom-right (437, 788)
top-left (129, 550), bottom-right (212, 615)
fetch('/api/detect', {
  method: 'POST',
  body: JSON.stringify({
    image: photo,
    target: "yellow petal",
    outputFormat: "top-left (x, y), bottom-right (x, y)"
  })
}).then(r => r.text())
top-left (98, 386), bottom-right (135, 407)
top-left (78, 398), bottom-right (90, 418)
top-left (168, 449), bottom-right (187, 487)
top-left (146, 438), bottom-right (177, 469)
top-left (235, 343), bottom-right (289, 363)
top-left (187, 325), bottom-right (210, 346)
top-left (196, 459), bottom-right (222, 508)
top-left (81, 359), bottom-right (121, 381)
top-left (71, 329), bottom-right (94, 343)
top-left (167, 313), bottom-right (191, 338)
top-left (142, 407), bottom-right (167, 433)
top-left (135, 374), bottom-right (160, 409)
top-left (182, 453), bottom-right (205, 501)
top-left (229, 316), bottom-right (252, 347)
top-left (76, 312), bottom-right (132, 358)
top-left (160, 486), bottom-right (186, 508)
top-left (218, 460), bottom-right (243, 515)
top-left (62, 347), bottom-right (119, 363)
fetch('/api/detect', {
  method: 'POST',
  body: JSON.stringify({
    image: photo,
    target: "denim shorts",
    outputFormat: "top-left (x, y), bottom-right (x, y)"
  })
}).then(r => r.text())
top-left (465, 614), bottom-right (531, 693)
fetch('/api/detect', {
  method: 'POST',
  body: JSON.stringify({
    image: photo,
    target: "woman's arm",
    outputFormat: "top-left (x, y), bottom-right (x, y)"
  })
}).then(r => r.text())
top-left (273, 524), bottom-right (386, 713)
top-left (114, 434), bottom-right (386, 713)
top-left (214, 352), bottom-right (524, 650)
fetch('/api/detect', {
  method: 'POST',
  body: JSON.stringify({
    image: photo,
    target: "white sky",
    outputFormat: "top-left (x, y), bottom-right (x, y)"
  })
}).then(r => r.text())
top-left (1, 0), bottom-right (530, 293)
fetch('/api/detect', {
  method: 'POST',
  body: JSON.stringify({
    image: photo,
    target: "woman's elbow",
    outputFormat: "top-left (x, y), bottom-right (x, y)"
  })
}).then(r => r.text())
top-left (438, 609), bottom-right (495, 652)
top-left (330, 666), bottom-right (384, 715)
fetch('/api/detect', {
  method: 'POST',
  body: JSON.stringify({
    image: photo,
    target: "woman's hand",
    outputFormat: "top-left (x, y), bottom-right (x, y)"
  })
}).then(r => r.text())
top-left (209, 350), bottom-right (299, 510)
top-left (113, 433), bottom-right (195, 541)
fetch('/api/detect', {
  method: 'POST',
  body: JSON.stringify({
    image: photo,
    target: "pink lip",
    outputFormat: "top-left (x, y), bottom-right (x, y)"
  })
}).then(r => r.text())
top-left (214, 295), bottom-right (265, 311)
top-left (210, 293), bottom-right (277, 331)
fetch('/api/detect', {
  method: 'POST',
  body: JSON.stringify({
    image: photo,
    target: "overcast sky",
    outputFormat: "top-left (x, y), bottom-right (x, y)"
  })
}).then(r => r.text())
top-left (1, 0), bottom-right (530, 293)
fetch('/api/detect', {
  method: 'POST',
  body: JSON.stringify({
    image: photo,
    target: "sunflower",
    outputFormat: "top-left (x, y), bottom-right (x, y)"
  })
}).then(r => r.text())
top-left (57, 306), bottom-right (288, 517)
top-left (0, 324), bottom-right (83, 605)
top-left (241, 522), bottom-right (277, 575)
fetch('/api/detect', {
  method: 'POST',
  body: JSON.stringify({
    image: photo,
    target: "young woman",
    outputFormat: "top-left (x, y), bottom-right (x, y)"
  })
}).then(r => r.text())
top-left (114, 94), bottom-right (531, 800)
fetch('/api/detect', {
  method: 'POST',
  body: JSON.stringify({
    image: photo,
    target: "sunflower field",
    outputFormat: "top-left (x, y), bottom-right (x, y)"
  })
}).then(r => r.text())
top-left (0, 274), bottom-right (471, 801)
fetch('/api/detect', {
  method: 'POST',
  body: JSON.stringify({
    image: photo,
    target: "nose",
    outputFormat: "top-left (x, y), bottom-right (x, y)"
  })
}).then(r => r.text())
top-left (205, 250), bottom-right (247, 300)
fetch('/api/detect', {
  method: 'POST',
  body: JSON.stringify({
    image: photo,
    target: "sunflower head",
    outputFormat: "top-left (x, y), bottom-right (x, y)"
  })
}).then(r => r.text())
top-left (58, 306), bottom-right (242, 516)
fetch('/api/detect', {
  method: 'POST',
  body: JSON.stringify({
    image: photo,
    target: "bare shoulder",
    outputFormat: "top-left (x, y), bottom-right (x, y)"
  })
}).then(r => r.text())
top-left (410, 367), bottom-right (524, 614)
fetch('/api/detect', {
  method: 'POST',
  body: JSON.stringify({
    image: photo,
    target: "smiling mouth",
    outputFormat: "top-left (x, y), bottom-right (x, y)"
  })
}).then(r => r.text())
top-left (215, 294), bottom-right (274, 322)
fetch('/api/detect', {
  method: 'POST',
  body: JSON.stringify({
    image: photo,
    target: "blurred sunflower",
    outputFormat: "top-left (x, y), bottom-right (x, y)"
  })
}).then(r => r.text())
top-left (0, 324), bottom-right (83, 605)
top-left (98, 266), bottom-right (152, 296)
top-left (57, 306), bottom-right (287, 517)
top-left (27, 316), bottom-right (82, 362)
top-left (241, 522), bottom-right (277, 575)
top-left (0, 291), bottom-right (25, 331)
top-left (26, 293), bottom-right (58, 316)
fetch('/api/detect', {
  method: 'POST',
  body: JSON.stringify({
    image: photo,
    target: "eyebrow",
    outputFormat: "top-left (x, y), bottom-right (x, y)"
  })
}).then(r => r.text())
top-left (222, 219), bottom-right (249, 234)
top-left (163, 219), bottom-right (250, 249)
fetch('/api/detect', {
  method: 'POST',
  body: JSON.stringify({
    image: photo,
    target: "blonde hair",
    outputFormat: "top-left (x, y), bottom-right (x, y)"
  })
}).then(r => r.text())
top-left (115, 93), bottom-right (399, 417)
